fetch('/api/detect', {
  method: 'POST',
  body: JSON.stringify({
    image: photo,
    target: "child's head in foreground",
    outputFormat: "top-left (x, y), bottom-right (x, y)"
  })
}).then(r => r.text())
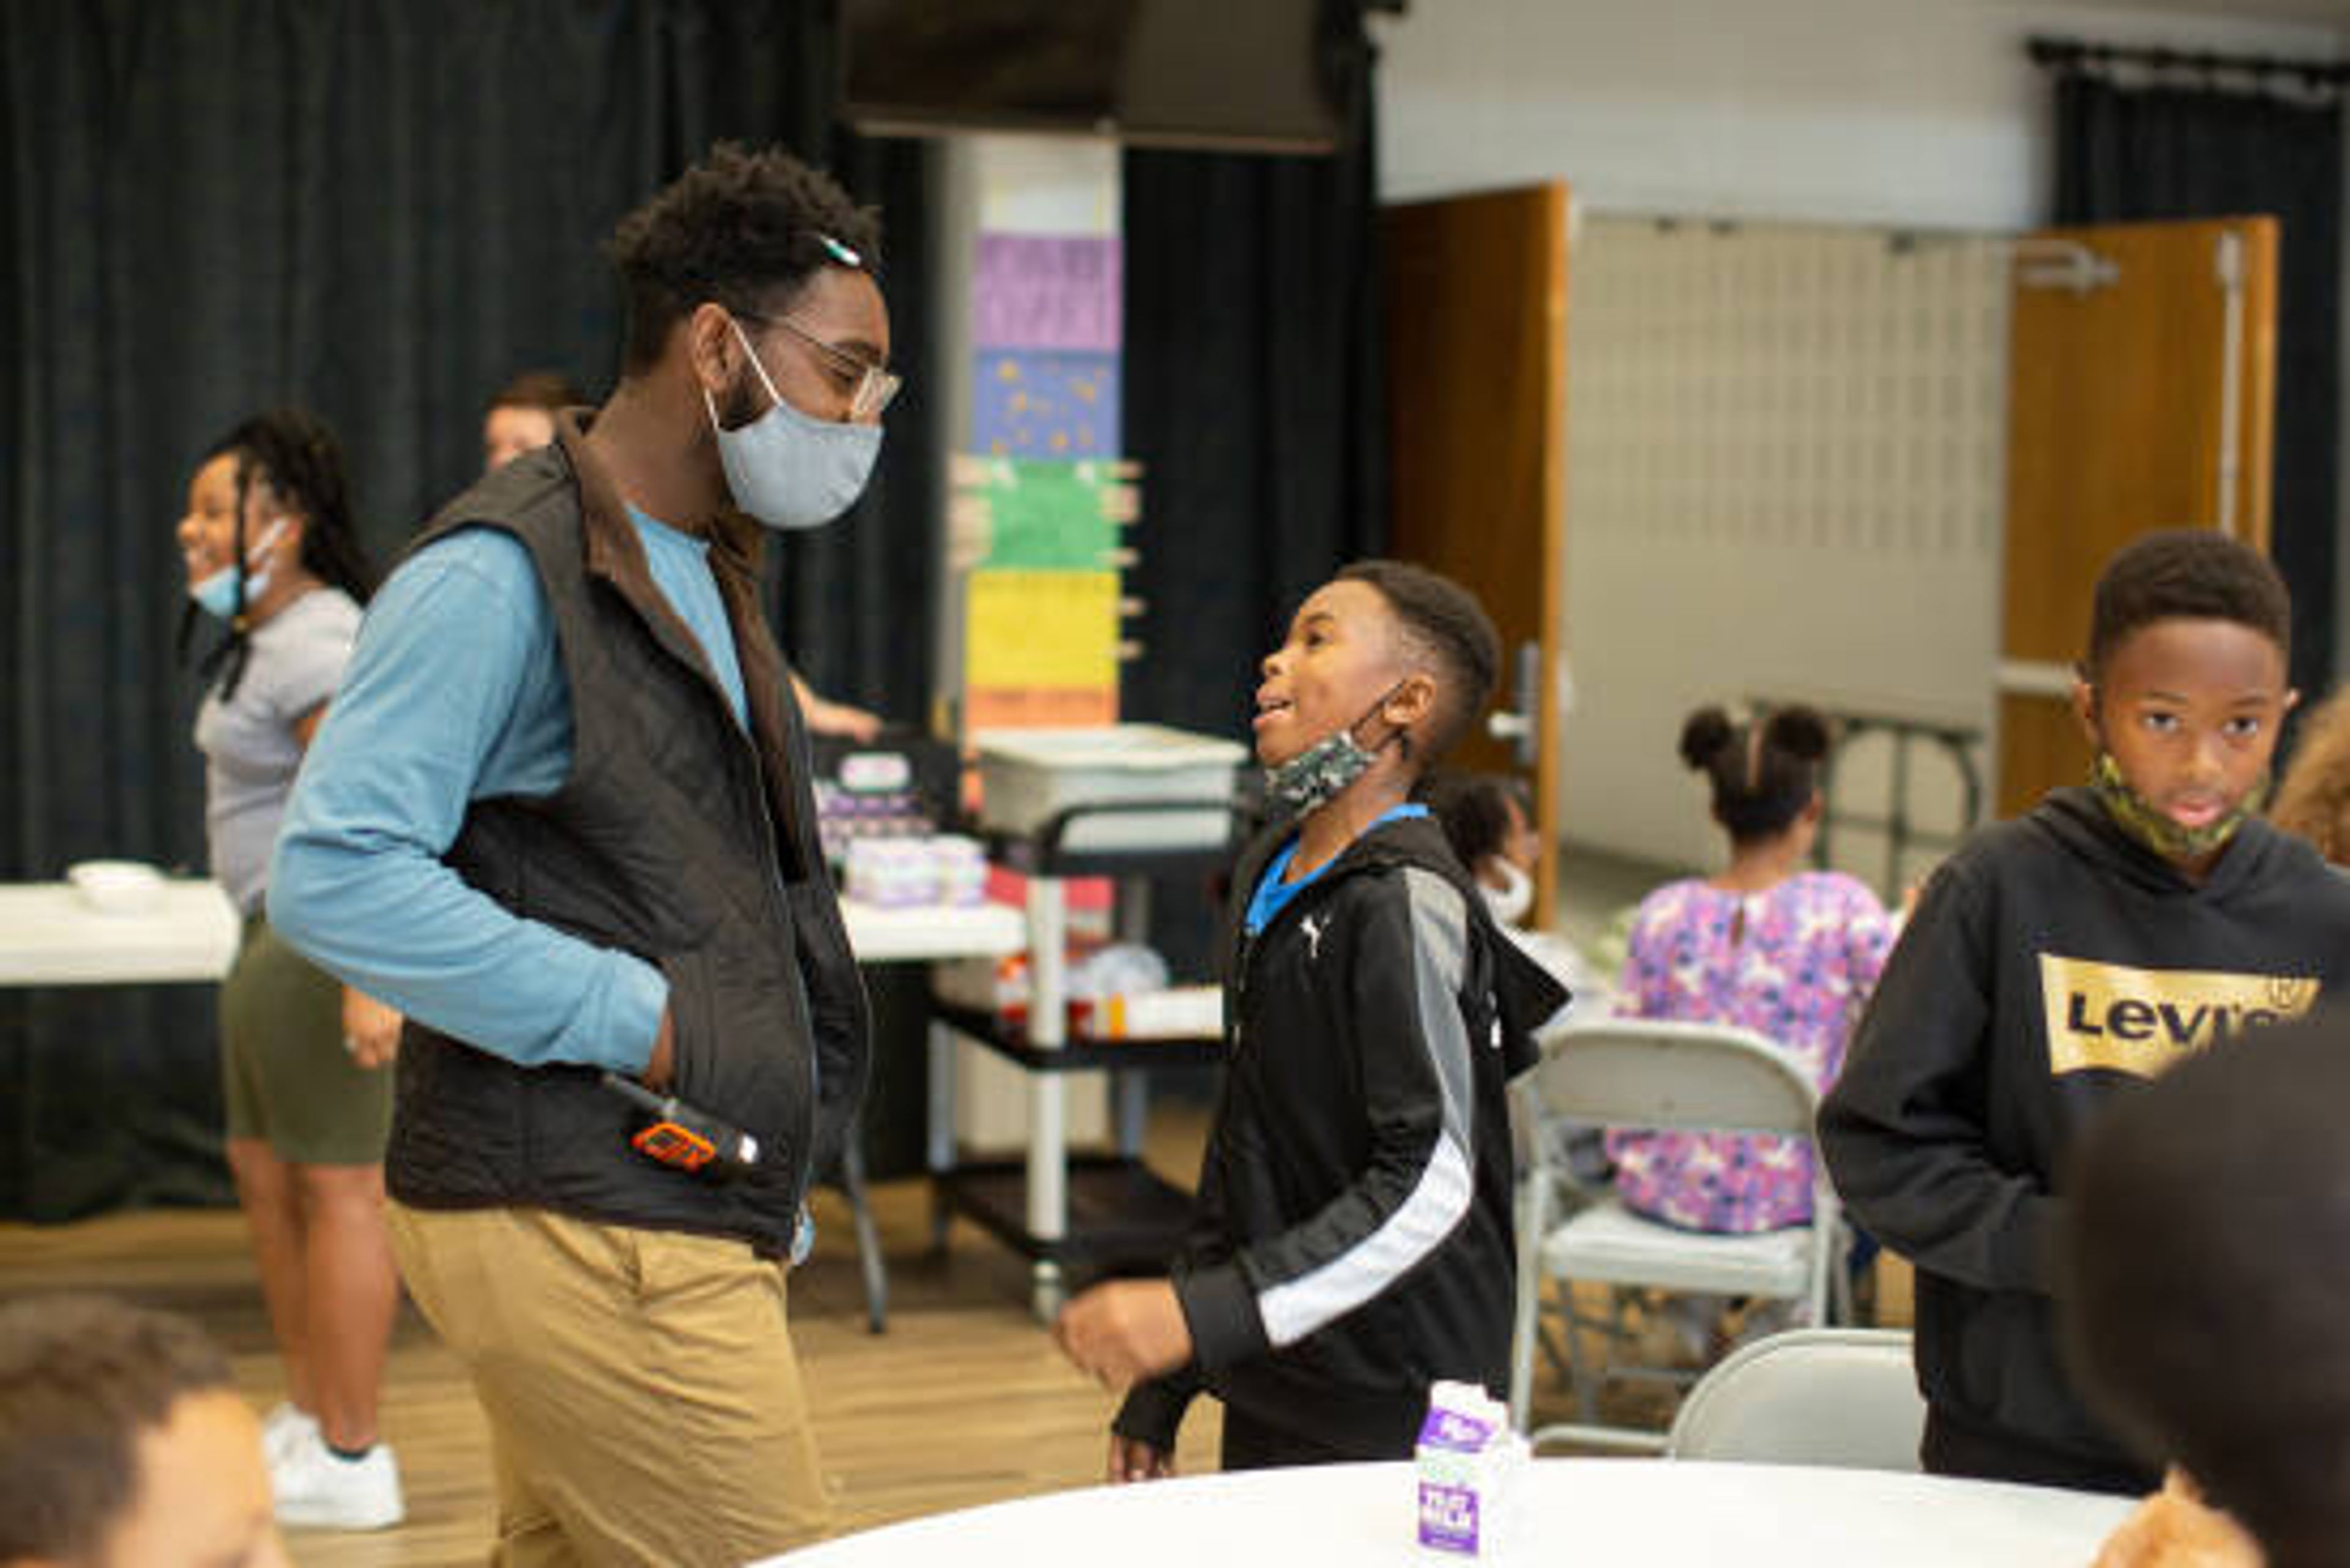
top-left (0, 1294), bottom-right (283, 1568)
top-left (1255, 561), bottom-right (1500, 818)
top-left (2063, 1009), bottom-right (2350, 1568)
top-left (2073, 531), bottom-right (2296, 875)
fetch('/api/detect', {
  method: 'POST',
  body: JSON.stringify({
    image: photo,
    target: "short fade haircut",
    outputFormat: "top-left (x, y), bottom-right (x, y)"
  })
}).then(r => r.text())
top-left (0, 1295), bottom-right (235, 1562)
top-left (1337, 559), bottom-right (1501, 769)
top-left (2085, 529), bottom-right (2291, 681)
top-left (2062, 1010), bottom-right (2350, 1566)
top-left (606, 141), bottom-right (882, 375)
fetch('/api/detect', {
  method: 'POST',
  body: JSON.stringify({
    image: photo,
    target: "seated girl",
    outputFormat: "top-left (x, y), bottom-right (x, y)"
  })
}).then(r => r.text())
top-left (1422, 772), bottom-right (1541, 927)
top-left (1606, 704), bottom-right (1895, 1238)
top-left (1422, 771), bottom-right (1595, 999)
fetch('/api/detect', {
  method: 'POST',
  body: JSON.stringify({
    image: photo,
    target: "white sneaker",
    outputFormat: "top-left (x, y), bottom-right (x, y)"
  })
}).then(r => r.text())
top-left (271, 1428), bottom-right (405, 1531)
top-left (259, 1403), bottom-right (318, 1471)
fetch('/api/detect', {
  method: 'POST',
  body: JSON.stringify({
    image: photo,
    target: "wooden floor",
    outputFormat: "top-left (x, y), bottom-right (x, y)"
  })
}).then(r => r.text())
top-left (0, 1171), bottom-right (1233, 1567)
top-left (0, 1133), bottom-right (1913, 1567)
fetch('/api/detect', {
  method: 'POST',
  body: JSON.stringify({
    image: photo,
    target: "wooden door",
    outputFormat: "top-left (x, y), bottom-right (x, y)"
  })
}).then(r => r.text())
top-left (1998, 218), bottom-right (2278, 815)
top-left (1381, 184), bottom-right (1570, 925)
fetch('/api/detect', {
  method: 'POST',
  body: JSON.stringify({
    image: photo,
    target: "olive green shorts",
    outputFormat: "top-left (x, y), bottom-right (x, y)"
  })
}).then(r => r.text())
top-left (219, 913), bottom-right (394, 1166)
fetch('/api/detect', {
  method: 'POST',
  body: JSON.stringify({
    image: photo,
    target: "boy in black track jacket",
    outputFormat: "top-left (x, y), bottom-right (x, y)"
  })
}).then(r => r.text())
top-left (1821, 531), bottom-right (2350, 1493)
top-left (1054, 561), bottom-right (1569, 1473)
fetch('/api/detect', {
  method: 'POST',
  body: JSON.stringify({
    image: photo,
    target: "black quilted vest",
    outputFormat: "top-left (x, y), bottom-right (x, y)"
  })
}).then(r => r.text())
top-left (383, 416), bottom-right (870, 1256)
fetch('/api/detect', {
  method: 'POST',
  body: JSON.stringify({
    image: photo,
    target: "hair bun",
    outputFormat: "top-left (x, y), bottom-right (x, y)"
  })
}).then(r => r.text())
top-left (1679, 706), bottom-right (1736, 771)
top-left (1766, 706), bottom-right (1831, 763)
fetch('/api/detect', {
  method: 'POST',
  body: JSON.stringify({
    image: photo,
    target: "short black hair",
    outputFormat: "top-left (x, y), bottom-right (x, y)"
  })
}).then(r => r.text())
top-left (607, 141), bottom-right (882, 375)
top-left (488, 369), bottom-right (584, 415)
top-left (1679, 703), bottom-right (1830, 847)
top-left (1337, 560), bottom-right (1501, 769)
top-left (2085, 529), bottom-right (2291, 681)
top-left (1421, 772), bottom-right (1531, 870)
top-left (2063, 1010), bottom-right (2350, 1567)
top-left (0, 1295), bottom-right (235, 1562)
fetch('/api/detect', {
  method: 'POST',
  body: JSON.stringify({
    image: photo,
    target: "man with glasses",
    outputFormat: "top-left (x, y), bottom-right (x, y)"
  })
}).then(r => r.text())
top-left (478, 360), bottom-right (886, 739)
top-left (269, 143), bottom-right (890, 1562)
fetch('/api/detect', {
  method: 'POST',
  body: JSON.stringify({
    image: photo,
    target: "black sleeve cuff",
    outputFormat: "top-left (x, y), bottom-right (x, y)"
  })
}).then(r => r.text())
top-left (1174, 1262), bottom-right (1269, 1372)
top-left (1113, 1368), bottom-right (1202, 1450)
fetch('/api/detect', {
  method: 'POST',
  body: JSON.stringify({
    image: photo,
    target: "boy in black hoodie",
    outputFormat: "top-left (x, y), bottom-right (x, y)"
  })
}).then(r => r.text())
top-left (1821, 530), bottom-right (2350, 1493)
top-left (1054, 561), bottom-right (1569, 1473)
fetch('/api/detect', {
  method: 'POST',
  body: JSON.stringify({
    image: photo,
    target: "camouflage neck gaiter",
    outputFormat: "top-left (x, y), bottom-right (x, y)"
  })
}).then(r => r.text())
top-left (2088, 750), bottom-right (2264, 864)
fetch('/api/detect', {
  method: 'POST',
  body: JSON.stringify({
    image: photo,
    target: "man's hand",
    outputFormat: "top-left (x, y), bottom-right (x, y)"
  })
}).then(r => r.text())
top-left (1053, 1280), bottom-right (1192, 1390)
top-left (340, 989), bottom-right (403, 1070)
top-left (642, 1009), bottom-right (676, 1091)
top-left (1106, 1433), bottom-right (1175, 1485)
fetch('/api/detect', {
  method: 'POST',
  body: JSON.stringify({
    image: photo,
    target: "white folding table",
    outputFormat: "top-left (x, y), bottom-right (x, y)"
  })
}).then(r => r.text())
top-left (0, 879), bottom-right (1025, 985)
top-left (0, 878), bottom-right (1027, 1331)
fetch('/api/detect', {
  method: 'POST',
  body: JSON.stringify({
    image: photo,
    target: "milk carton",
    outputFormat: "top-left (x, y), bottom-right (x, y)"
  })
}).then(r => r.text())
top-left (1415, 1381), bottom-right (1527, 1558)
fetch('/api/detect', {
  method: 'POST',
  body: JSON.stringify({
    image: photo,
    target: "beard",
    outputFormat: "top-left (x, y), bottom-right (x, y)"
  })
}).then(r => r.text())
top-left (718, 364), bottom-right (766, 428)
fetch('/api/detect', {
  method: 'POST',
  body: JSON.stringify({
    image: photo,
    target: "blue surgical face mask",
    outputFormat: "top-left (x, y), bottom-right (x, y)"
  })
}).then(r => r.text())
top-left (704, 317), bottom-right (882, 531)
top-left (188, 518), bottom-right (287, 622)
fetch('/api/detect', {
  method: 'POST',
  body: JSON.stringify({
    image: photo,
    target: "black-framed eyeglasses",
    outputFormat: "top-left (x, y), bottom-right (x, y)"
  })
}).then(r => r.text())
top-left (741, 312), bottom-right (901, 420)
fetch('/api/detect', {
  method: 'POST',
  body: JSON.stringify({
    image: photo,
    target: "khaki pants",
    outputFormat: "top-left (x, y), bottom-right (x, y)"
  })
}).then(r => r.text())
top-left (389, 1202), bottom-right (831, 1566)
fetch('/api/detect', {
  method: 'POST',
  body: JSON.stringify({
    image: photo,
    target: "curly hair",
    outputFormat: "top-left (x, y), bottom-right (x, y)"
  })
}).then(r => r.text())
top-left (2270, 688), bottom-right (2350, 865)
top-left (1336, 559), bottom-right (1501, 769)
top-left (176, 408), bottom-right (377, 702)
top-left (607, 141), bottom-right (883, 373)
top-left (1680, 703), bottom-right (1831, 846)
top-left (2086, 529), bottom-right (2291, 682)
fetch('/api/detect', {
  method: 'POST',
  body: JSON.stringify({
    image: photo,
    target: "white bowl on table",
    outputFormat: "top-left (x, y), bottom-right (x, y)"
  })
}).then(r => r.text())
top-left (66, 859), bottom-right (167, 916)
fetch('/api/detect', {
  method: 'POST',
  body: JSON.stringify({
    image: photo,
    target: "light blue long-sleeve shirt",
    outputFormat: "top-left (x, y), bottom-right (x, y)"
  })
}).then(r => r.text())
top-left (268, 507), bottom-right (749, 1077)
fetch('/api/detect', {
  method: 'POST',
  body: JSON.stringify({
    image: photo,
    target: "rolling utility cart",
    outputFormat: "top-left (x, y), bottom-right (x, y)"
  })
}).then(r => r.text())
top-left (927, 726), bottom-right (1247, 1320)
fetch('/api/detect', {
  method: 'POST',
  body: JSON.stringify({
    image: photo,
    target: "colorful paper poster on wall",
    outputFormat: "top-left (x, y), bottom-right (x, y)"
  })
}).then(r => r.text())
top-left (957, 458), bottom-right (1136, 570)
top-left (972, 234), bottom-right (1123, 353)
top-left (964, 686), bottom-right (1119, 731)
top-left (964, 569), bottom-right (1120, 692)
top-left (971, 350), bottom-right (1119, 460)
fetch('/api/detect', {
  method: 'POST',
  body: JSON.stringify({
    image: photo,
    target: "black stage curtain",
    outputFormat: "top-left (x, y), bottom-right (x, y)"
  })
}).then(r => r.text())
top-left (1116, 34), bottom-right (1386, 987)
top-left (2050, 58), bottom-right (2343, 706)
top-left (0, 0), bottom-right (937, 1220)
top-left (1118, 39), bottom-right (1389, 745)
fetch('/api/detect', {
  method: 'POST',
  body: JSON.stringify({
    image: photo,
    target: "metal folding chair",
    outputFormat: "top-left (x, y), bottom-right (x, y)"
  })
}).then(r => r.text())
top-left (1509, 1018), bottom-right (1845, 1452)
top-left (1666, 1328), bottom-right (1922, 1471)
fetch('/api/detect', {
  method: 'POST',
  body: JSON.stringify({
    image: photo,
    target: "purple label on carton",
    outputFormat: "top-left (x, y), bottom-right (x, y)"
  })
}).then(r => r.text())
top-left (1417, 1407), bottom-right (1498, 1453)
top-left (1418, 1480), bottom-right (1482, 1553)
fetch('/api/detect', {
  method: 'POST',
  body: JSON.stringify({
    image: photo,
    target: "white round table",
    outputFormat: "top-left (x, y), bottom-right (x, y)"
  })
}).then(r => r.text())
top-left (764, 1459), bottom-right (2135, 1566)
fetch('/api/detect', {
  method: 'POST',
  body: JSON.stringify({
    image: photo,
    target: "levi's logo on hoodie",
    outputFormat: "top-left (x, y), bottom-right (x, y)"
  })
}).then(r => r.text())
top-left (2039, 954), bottom-right (2319, 1077)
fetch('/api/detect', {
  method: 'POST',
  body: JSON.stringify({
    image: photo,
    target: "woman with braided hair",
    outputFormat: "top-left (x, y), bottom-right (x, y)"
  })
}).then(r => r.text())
top-left (176, 408), bottom-right (405, 1530)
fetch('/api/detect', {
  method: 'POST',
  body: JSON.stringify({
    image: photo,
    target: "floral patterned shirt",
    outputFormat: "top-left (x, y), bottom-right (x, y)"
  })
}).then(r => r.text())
top-left (1605, 871), bottom-right (1895, 1233)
